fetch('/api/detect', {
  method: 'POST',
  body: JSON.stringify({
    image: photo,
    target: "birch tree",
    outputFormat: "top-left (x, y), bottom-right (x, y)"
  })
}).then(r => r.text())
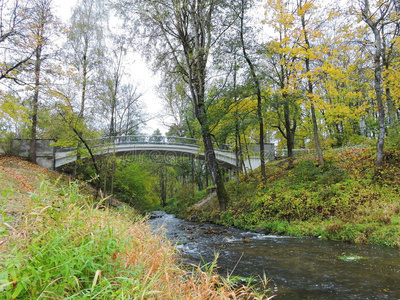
top-left (67, 0), bottom-right (107, 120)
top-left (356, 0), bottom-right (399, 167)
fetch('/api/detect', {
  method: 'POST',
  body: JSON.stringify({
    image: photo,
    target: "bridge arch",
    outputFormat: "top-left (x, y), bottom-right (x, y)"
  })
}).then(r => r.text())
top-left (54, 135), bottom-right (266, 170)
top-left (2, 136), bottom-right (274, 171)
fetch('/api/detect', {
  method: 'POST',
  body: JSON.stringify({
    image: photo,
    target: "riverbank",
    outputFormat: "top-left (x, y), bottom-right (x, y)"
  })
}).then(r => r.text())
top-left (184, 147), bottom-right (400, 247)
top-left (0, 155), bottom-right (269, 299)
top-left (148, 211), bottom-right (400, 299)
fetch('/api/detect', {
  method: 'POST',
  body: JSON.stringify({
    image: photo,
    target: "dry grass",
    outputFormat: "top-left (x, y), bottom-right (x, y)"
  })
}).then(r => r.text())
top-left (0, 155), bottom-right (273, 299)
top-left (118, 220), bottom-right (271, 299)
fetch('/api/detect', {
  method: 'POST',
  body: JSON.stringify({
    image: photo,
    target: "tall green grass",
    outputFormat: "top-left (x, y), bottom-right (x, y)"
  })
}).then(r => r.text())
top-left (0, 178), bottom-right (272, 299)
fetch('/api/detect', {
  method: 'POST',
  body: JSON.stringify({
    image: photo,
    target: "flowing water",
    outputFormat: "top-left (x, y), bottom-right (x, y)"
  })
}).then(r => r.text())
top-left (148, 211), bottom-right (400, 300)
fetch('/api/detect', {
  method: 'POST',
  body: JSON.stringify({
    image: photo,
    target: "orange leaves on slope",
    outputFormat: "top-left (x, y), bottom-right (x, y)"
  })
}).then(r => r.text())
top-left (0, 167), bottom-right (34, 192)
top-left (0, 155), bottom-right (39, 192)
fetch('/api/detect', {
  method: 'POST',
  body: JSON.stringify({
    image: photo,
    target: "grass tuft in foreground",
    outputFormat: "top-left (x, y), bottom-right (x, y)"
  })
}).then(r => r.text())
top-left (0, 178), bottom-right (271, 299)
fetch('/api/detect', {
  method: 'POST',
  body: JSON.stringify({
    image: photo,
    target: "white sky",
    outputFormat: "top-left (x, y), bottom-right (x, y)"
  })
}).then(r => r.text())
top-left (53, 0), bottom-right (167, 135)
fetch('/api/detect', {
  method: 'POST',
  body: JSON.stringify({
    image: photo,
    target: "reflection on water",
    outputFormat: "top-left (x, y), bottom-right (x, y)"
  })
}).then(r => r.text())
top-left (148, 211), bottom-right (400, 300)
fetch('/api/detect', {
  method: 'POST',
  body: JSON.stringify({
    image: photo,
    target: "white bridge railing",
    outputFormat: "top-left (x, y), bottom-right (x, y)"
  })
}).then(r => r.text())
top-left (55, 135), bottom-right (231, 152)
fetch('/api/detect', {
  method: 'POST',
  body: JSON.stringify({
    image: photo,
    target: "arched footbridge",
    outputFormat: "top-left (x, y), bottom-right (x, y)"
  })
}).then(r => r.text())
top-left (3, 136), bottom-right (275, 171)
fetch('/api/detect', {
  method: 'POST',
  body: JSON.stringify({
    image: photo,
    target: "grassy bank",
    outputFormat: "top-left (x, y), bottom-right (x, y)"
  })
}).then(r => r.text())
top-left (185, 147), bottom-right (400, 247)
top-left (0, 156), bottom-right (270, 299)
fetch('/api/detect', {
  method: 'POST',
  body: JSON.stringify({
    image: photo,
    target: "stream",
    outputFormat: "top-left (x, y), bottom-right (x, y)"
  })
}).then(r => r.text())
top-left (148, 211), bottom-right (400, 300)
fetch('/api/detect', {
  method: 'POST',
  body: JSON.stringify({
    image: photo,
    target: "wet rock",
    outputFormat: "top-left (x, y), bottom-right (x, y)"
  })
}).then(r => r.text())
top-left (242, 238), bottom-right (251, 243)
top-left (254, 227), bottom-right (267, 234)
top-left (204, 228), bottom-right (228, 235)
top-left (148, 214), bottom-right (162, 219)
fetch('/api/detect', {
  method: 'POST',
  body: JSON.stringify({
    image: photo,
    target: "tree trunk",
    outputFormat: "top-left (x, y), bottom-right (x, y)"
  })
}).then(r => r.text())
top-left (160, 167), bottom-right (166, 207)
top-left (150, 0), bottom-right (230, 210)
top-left (110, 158), bottom-right (116, 194)
top-left (197, 106), bottom-right (229, 211)
top-left (373, 30), bottom-right (385, 167)
top-left (233, 52), bottom-right (241, 183)
top-left (239, 0), bottom-right (266, 179)
top-left (191, 156), bottom-right (195, 185)
top-left (74, 40), bottom-right (89, 176)
top-left (386, 86), bottom-right (396, 125)
top-left (361, 0), bottom-right (387, 167)
top-left (29, 44), bottom-right (42, 164)
top-left (383, 53), bottom-right (395, 126)
top-left (258, 100), bottom-right (266, 177)
top-left (235, 121), bottom-right (241, 183)
top-left (79, 39), bottom-right (89, 119)
top-left (301, 13), bottom-right (324, 166)
top-left (310, 102), bottom-right (324, 165)
top-left (238, 127), bottom-right (247, 176)
top-left (109, 58), bottom-right (121, 137)
top-left (110, 90), bottom-right (116, 136)
top-left (382, 27), bottom-right (396, 126)
top-left (283, 98), bottom-right (296, 157)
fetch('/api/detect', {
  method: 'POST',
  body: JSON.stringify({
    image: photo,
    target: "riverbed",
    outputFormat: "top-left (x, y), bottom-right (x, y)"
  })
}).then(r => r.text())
top-left (148, 211), bottom-right (400, 299)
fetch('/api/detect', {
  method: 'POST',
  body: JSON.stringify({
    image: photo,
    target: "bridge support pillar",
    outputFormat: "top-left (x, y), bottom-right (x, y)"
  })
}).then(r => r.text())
top-left (0, 139), bottom-right (56, 169)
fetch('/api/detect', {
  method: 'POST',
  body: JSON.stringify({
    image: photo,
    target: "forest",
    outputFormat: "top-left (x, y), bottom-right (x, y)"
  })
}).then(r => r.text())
top-left (1, 0), bottom-right (400, 298)
top-left (1, 0), bottom-right (400, 212)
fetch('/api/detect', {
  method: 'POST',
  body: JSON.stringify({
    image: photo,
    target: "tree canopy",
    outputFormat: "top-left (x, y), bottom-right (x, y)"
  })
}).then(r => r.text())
top-left (1, 0), bottom-right (399, 209)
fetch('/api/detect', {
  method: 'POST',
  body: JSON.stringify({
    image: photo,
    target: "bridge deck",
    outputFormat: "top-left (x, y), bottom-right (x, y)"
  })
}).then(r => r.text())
top-left (4, 136), bottom-right (276, 171)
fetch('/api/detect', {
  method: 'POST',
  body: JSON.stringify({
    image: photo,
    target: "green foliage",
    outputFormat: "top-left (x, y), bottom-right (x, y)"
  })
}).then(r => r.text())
top-left (222, 160), bottom-right (351, 226)
top-left (188, 148), bottom-right (400, 247)
top-left (290, 159), bottom-right (347, 186)
top-left (0, 132), bottom-right (21, 156)
top-left (386, 122), bottom-right (400, 155)
top-left (0, 181), bottom-right (128, 299)
top-left (0, 93), bottom-right (28, 129)
top-left (0, 176), bottom-right (264, 299)
top-left (165, 185), bottom-right (208, 217)
top-left (113, 162), bottom-right (159, 211)
top-left (0, 188), bottom-right (13, 237)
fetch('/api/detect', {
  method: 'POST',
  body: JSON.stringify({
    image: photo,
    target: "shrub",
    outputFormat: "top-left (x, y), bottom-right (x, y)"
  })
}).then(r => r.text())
top-left (291, 160), bottom-right (321, 183)
top-left (0, 132), bottom-right (21, 156)
top-left (386, 122), bottom-right (400, 155)
top-left (318, 165), bottom-right (347, 185)
top-left (113, 162), bottom-right (159, 211)
top-left (165, 185), bottom-right (211, 217)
